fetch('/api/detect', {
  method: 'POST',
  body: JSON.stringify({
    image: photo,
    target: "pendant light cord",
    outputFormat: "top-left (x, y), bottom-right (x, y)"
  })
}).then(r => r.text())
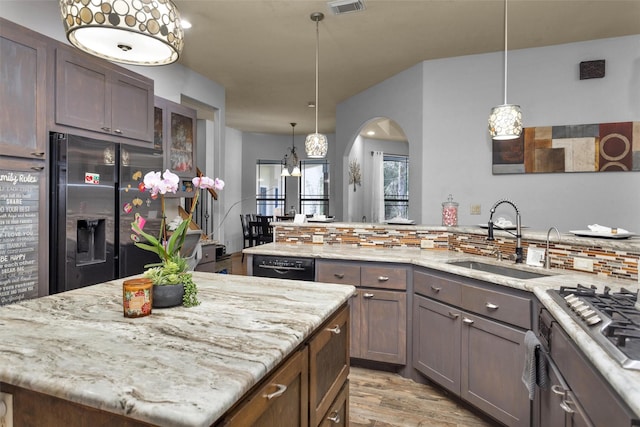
top-left (314, 19), bottom-right (320, 134)
top-left (503, 0), bottom-right (508, 105)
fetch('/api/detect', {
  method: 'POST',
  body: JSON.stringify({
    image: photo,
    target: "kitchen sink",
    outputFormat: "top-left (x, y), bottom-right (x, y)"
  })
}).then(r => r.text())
top-left (446, 260), bottom-right (551, 280)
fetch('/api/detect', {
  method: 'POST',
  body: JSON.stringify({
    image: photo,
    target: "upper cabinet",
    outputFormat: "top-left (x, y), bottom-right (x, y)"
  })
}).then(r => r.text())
top-left (55, 45), bottom-right (154, 143)
top-left (0, 18), bottom-right (48, 160)
top-left (154, 96), bottom-right (197, 180)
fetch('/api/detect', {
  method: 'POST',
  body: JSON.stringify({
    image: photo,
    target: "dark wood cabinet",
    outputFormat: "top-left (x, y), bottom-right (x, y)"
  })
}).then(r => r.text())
top-left (316, 260), bottom-right (408, 365)
top-left (0, 18), bottom-right (48, 160)
top-left (220, 304), bottom-right (350, 427)
top-left (55, 45), bottom-right (153, 142)
top-left (154, 96), bottom-right (197, 180)
top-left (413, 268), bottom-right (531, 427)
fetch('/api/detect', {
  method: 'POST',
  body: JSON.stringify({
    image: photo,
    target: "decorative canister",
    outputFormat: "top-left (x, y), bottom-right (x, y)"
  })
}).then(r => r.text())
top-left (442, 194), bottom-right (458, 226)
top-left (123, 278), bottom-right (153, 318)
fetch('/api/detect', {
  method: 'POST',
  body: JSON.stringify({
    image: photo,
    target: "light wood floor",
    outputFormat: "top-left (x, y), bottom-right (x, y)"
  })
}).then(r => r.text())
top-left (230, 253), bottom-right (497, 427)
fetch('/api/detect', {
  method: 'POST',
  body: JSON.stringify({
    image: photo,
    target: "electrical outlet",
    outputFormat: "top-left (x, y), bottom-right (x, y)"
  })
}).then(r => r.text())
top-left (470, 204), bottom-right (481, 215)
top-left (0, 392), bottom-right (13, 427)
top-left (312, 235), bottom-right (324, 244)
top-left (420, 239), bottom-right (435, 249)
top-left (573, 257), bottom-right (594, 272)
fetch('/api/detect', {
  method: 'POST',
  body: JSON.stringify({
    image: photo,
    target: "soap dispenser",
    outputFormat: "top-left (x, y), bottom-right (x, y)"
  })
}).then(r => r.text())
top-left (442, 194), bottom-right (458, 226)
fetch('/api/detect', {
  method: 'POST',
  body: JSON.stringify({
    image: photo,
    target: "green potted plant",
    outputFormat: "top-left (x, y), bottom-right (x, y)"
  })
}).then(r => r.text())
top-left (131, 170), bottom-right (224, 308)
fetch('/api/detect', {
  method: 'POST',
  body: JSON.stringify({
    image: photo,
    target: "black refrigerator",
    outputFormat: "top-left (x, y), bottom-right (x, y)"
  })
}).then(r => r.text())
top-left (50, 133), bottom-right (164, 294)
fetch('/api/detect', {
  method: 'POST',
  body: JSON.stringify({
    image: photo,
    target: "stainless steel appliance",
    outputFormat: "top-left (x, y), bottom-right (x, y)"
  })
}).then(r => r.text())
top-left (537, 286), bottom-right (640, 427)
top-left (252, 255), bottom-right (315, 281)
top-left (547, 285), bottom-right (640, 370)
top-left (49, 133), bottom-right (163, 294)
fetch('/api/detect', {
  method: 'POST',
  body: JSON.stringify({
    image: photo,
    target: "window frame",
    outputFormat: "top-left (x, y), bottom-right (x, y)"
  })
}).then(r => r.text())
top-left (383, 154), bottom-right (409, 219)
top-left (299, 159), bottom-right (330, 216)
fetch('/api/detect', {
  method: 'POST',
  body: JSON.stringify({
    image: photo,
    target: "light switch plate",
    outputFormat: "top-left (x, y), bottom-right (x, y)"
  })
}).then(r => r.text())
top-left (526, 247), bottom-right (545, 267)
top-left (420, 239), bottom-right (435, 249)
top-left (312, 235), bottom-right (324, 244)
top-left (574, 257), bottom-right (594, 272)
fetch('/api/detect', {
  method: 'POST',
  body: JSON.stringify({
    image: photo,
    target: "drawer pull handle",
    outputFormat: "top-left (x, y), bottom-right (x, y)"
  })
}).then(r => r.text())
top-left (462, 317), bottom-right (474, 325)
top-left (363, 292), bottom-right (375, 298)
top-left (334, 273), bottom-right (345, 279)
top-left (264, 384), bottom-right (287, 400)
top-left (31, 166), bottom-right (45, 171)
top-left (485, 302), bottom-right (499, 310)
top-left (326, 325), bottom-right (341, 335)
top-left (30, 151), bottom-right (45, 157)
top-left (559, 400), bottom-right (575, 414)
top-left (113, 129), bottom-right (123, 134)
top-left (378, 276), bottom-right (389, 282)
top-left (448, 311), bottom-right (459, 319)
top-left (551, 385), bottom-right (566, 396)
top-left (327, 412), bottom-right (341, 423)
top-left (101, 126), bottom-right (111, 132)
top-left (430, 285), bottom-right (441, 293)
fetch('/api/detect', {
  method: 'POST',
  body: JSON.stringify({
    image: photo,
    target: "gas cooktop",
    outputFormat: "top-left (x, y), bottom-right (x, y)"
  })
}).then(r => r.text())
top-left (548, 285), bottom-right (640, 370)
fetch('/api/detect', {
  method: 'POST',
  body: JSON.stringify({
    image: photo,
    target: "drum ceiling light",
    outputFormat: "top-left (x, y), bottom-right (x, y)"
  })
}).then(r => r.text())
top-left (305, 12), bottom-right (328, 159)
top-left (59, 0), bottom-right (184, 66)
top-left (488, 0), bottom-right (522, 140)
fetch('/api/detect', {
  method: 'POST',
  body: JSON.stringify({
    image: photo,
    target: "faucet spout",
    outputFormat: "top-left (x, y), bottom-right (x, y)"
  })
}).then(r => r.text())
top-left (545, 227), bottom-right (561, 269)
top-left (488, 199), bottom-right (523, 263)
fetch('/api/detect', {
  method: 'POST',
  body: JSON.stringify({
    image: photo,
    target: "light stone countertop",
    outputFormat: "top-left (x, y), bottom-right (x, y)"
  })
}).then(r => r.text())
top-left (0, 272), bottom-right (355, 427)
top-left (244, 242), bottom-right (640, 417)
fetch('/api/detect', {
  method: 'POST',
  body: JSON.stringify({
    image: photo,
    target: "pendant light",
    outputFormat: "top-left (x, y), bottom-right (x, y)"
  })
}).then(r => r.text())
top-left (488, 0), bottom-right (522, 140)
top-left (281, 123), bottom-right (302, 177)
top-left (59, 0), bottom-right (184, 66)
top-left (305, 12), bottom-right (328, 158)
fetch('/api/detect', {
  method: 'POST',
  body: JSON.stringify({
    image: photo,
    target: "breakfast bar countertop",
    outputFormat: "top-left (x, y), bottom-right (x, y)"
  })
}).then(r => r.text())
top-left (0, 272), bottom-right (355, 427)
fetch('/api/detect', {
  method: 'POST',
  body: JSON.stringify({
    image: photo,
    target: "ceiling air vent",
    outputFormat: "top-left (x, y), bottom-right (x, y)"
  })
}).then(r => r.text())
top-left (328, 0), bottom-right (366, 15)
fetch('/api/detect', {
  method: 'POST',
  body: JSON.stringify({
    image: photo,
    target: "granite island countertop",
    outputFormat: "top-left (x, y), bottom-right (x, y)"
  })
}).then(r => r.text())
top-left (0, 272), bottom-right (355, 427)
top-left (244, 242), bottom-right (640, 417)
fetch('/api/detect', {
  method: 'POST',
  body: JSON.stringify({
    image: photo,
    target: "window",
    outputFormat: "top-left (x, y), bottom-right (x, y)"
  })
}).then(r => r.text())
top-left (384, 155), bottom-right (409, 219)
top-left (300, 160), bottom-right (329, 215)
top-left (256, 161), bottom-right (285, 216)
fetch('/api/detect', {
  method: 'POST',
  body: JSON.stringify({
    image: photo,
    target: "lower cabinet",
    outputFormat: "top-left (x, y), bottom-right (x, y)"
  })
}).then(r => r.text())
top-left (413, 268), bottom-right (531, 427)
top-left (316, 260), bottom-right (408, 365)
top-left (219, 304), bottom-right (350, 427)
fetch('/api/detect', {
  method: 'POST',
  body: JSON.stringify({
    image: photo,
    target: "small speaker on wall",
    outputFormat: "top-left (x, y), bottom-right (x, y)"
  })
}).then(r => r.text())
top-left (579, 60), bottom-right (605, 80)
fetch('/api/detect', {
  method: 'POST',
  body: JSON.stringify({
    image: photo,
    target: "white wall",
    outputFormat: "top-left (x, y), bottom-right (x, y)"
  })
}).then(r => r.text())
top-left (338, 36), bottom-right (640, 232)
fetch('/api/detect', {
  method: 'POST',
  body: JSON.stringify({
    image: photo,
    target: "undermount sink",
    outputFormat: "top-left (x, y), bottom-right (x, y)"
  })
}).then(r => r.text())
top-left (446, 260), bottom-right (551, 280)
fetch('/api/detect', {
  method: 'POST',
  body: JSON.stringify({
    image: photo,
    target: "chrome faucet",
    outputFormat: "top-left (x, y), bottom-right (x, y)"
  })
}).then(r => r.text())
top-left (487, 199), bottom-right (522, 263)
top-left (545, 227), bottom-right (560, 269)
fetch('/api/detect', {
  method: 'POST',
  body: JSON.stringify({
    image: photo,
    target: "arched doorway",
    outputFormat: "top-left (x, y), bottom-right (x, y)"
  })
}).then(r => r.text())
top-left (346, 117), bottom-right (409, 223)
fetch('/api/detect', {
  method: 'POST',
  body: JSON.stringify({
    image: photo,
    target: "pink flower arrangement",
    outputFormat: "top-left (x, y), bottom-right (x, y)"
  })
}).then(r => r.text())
top-left (132, 169), bottom-right (224, 263)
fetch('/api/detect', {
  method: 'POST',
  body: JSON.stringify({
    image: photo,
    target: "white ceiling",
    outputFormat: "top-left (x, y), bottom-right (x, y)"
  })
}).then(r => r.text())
top-left (174, 1), bottom-right (640, 136)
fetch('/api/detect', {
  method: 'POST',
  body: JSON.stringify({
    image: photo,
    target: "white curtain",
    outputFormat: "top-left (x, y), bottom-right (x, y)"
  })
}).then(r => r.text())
top-left (371, 150), bottom-right (385, 222)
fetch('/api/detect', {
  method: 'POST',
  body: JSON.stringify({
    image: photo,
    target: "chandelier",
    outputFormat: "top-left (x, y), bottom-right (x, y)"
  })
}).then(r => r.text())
top-left (282, 123), bottom-right (302, 177)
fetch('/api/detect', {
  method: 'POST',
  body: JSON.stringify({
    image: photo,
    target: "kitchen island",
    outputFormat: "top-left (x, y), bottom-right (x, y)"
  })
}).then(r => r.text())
top-left (0, 272), bottom-right (355, 426)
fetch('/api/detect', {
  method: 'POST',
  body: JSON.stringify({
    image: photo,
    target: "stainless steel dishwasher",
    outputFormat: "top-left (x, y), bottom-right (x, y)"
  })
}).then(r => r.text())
top-left (252, 255), bottom-right (315, 281)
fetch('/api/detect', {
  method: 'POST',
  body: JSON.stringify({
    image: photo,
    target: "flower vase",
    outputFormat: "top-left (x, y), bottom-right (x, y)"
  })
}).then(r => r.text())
top-left (152, 283), bottom-right (184, 308)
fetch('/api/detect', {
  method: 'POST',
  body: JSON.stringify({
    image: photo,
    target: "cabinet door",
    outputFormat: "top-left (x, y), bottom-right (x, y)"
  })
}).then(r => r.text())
top-left (0, 19), bottom-right (47, 159)
top-left (349, 291), bottom-right (361, 358)
top-left (413, 295), bottom-right (461, 394)
top-left (222, 347), bottom-right (309, 427)
top-left (461, 313), bottom-right (528, 427)
top-left (360, 288), bottom-right (407, 364)
top-left (55, 47), bottom-right (110, 134)
top-left (0, 158), bottom-right (48, 304)
top-left (110, 70), bottom-right (153, 142)
top-left (308, 305), bottom-right (349, 427)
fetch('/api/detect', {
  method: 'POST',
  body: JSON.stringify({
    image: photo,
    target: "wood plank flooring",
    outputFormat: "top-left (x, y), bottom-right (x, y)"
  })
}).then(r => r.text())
top-left (231, 253), bottom-right (497, 427)
top-left (349, 367), bottom-right (498, 427)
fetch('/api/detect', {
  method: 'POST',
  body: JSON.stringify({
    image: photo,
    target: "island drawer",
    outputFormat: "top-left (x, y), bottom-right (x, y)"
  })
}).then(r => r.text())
top-left (361, 265), bottom-right (407, 290)
top-left (318, 381), bottom-right (349, 427)
top-left (221, 347), bottom-right (310, 427)
top-left (461, 285), bottom-right (531, 329)
top-left (316, 261), bottom-right (361, 286)
top-left (413, 269), bottom-right (462, 306)
top-left (308, 305), bottom-right (350, 427)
